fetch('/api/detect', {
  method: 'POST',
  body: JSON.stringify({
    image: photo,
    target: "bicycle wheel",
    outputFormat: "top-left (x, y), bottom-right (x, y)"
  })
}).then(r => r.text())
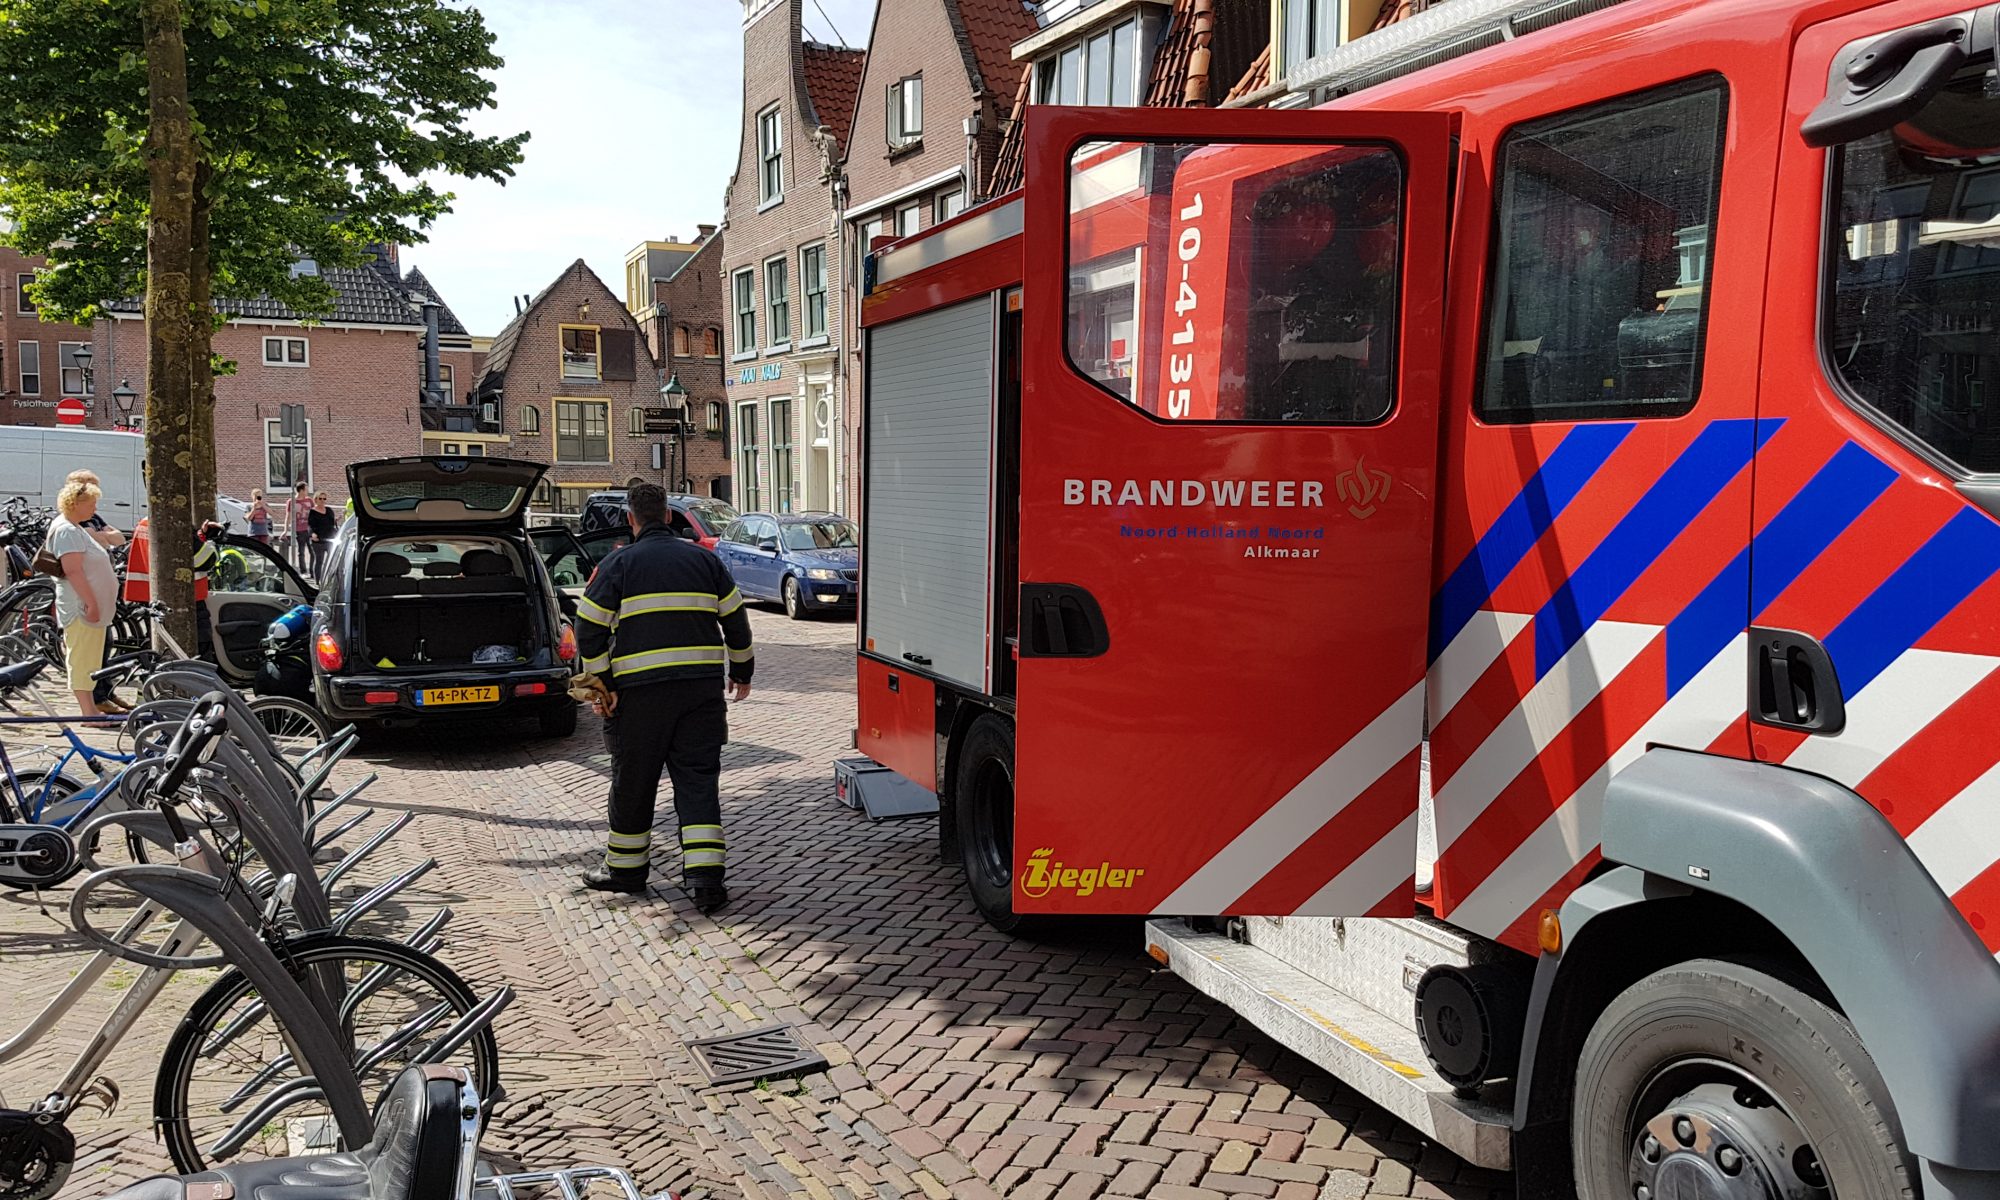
top-left (0, 772), bottom-right (150, 890)
top-left (154, 932), bottom-right (502, 1175)
top-left (245, 695), bottom-right (333, 750)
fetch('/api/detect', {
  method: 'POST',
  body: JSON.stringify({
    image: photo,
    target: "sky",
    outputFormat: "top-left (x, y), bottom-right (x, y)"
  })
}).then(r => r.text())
top-left (410, 0), bottom-right (879, 338)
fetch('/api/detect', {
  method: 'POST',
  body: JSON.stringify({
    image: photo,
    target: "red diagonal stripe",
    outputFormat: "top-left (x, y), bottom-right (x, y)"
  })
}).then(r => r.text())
top-left (1855, 668), bottom-right (2000, 837)
top-left (1432, 638), bottom-right (1667, 919)
top-left (1950, 858), bottom-right (2000, 955)
top-left (1491, 853), bottom-right (1603, 956)
top-left (1227, 748), bottom-right (1420, 915)
top-left (1754, 476), bottom-right (1951, 634)
top-left (1428, 619), bottom-right (1540, 792)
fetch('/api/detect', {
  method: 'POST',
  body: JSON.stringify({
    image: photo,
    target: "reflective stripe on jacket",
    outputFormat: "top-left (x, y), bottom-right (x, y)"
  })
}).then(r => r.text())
top-left (573, 523), bottom-right (753, 686)
top-left (123, 520), bottom-right (214, 602)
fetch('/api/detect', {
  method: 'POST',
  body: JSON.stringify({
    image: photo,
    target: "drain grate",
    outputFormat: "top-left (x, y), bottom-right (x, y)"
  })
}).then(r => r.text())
top-left (684, 1024), bottom-right (828, 1085)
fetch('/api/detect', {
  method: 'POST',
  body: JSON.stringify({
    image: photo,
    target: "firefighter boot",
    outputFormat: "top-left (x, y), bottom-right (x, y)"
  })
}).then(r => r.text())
top-left (580, 866), bottom-right (648, 894)
top-left (584, 830), bottom-right (651, 894)
top-left (685, 868), bottom-right (729, 914)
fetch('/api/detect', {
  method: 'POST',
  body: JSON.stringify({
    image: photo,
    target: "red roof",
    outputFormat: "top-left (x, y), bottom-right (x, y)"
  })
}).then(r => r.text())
top-left (949, 0), bottom-right (1038, 96)
top-left (802, 41), bottom-right (867, 154)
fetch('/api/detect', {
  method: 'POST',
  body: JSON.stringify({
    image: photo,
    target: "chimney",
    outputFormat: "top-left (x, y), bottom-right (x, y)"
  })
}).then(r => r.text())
top-left (512, 295), bottom-right (522, 316)
top-left (697, 224), bottom-right (717, 242)
top-left (420, 296), bottom-right (443, 405)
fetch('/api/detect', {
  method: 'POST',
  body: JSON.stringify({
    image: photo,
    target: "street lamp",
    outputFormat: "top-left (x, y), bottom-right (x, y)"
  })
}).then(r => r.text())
top-left (72, 345), bottom-right (94, 394)
top-left (660, 375), bottom-right (687, 495)
top-left (112, 379), bottom-right (137, 422)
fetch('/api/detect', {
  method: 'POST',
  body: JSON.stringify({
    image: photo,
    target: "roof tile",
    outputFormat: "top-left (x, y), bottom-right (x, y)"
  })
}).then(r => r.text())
top-left (106, 263), bottom-right (425, 327)
top-left (802, 42), bottom-right (867, 155)
top-left (948, 0), bottom-right (1038, 96)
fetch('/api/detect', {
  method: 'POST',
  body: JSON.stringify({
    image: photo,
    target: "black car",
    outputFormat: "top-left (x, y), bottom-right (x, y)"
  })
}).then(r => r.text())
top-left (310, 457), bottom-right (578, 736)
top-left (577, 490), bottom-right (738, 549)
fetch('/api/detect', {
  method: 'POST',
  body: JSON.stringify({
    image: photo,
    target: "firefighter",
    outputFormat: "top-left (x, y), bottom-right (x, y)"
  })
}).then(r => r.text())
top-left (572, 482), bottom-right (753, 911)
top-left (125, 515), bottom-right (219, 660)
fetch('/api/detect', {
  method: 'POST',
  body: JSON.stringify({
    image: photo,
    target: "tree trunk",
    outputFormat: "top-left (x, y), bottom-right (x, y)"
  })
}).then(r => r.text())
top-left (142, 0), bottom-right (199, 652)
top-left (190, 162), bottom-right (216, 520)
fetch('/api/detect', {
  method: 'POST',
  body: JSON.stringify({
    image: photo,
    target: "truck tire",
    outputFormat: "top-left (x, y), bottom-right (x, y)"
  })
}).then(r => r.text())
top-left (1573, 959), bottom-right (1914, 1200)
top-left (955, 713), bottom-right (1041, 934)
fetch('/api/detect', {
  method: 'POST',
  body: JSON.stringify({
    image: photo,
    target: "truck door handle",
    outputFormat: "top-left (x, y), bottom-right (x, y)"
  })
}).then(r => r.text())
top-left (1749, 626), bottom-right (1845, 735)
top-left (901, 653), bottom-right (931, 667)
top-left (1018, 583), bottom-right (1109, 659)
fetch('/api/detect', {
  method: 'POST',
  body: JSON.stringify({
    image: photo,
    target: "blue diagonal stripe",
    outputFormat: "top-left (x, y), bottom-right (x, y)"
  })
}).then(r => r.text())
top-left (1665, 441), bottom-right (1896, 693)
top-left (1429, 422), bottom-right (1634, 662)
top-left (1532, 418), bottom-right (1775, 680)
top-left (1824, 507), bottom-right (2000, 695)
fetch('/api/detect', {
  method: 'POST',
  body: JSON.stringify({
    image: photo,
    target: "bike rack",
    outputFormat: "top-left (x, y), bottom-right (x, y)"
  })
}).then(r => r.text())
top-left (321, 812), bottom-right (415, 888)
top-left (475, 1167), bottom-right (656, 1200)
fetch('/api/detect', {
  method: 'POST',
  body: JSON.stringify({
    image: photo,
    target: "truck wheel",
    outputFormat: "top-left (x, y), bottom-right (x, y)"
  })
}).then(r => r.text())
top-left (955, 714), bottom-right (1040, 934)
top-left (538, 701), bottom-right (579, 738)
top-left (1573, 959), bottom-right (1914, 1200)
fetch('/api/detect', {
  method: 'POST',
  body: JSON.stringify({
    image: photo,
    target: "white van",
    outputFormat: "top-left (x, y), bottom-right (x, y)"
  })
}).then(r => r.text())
top-left (0, 424), bottom-right (149, 526)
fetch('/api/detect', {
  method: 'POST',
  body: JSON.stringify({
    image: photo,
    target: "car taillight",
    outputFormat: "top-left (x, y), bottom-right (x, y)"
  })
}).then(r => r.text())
top-left (363, 690), bottom-right (398, 705)
top-left (514, 682), bottom-right (548, 697)
top-left (315, 630), bottom-right (344, 671)
top-left (557, 622), bottom-right (577, 662)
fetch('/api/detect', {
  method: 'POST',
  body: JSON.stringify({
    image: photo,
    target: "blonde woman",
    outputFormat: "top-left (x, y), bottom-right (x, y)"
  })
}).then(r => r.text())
top-left (48, 479), bottom-right (119, 718)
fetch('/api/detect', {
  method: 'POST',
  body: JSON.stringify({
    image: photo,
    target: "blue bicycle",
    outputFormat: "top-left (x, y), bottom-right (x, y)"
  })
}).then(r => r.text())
top-left (0, 656), bottom-right (145, 888)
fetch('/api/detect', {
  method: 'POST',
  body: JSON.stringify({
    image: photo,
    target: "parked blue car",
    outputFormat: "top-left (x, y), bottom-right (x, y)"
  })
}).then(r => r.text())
top-left (714, 512), bottom-right (859, 620)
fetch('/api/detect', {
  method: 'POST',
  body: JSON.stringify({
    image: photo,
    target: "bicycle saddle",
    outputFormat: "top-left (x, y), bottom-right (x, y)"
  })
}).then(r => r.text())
top-left (97, 1065), bottom-right (474, 1200)
top-left (0, 656), bottom-right (46, 693)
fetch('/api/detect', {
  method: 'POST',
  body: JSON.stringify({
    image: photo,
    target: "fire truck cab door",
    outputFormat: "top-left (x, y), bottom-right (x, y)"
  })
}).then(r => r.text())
top-left (1015, 106), bottom-right (1452, 917)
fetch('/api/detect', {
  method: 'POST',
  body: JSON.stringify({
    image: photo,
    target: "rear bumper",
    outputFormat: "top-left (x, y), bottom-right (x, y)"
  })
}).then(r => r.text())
top-left (317, 666), bottom-right (574, 721)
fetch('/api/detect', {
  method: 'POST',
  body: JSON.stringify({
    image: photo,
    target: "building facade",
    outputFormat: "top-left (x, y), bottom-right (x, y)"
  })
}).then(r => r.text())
top-left (470, 259), bottom-right (689, 515)
top-left (0, 246), bottom-right (113, 429)
top-left (720, 0), bottom-right (864, 517)
top-left (628, 229), bottom-right (733, 500)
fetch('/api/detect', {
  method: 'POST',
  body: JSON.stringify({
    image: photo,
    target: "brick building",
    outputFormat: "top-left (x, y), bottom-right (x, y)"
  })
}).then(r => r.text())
top-left (470, 259), bottom-right (698, 514)
top-left (0, 246), bottom-right (112, 428)
top-left (626, 228), bottom-right (733, 500)
top-left (720, 0), bottom-right (863, 516)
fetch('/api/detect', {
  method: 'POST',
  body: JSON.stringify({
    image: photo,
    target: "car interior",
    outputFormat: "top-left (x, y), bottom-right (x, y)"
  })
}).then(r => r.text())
top-left (355, 536), bottom-right (540, 668)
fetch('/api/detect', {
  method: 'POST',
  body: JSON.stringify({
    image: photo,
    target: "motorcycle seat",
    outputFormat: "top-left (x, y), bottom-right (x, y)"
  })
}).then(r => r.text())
top-left (96, 1066), bottom-right (474, 1200)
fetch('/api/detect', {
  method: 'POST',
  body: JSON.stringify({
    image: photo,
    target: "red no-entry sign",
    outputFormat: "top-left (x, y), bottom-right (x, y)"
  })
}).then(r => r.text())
top-left (55, 398), bottom-right (87, 425)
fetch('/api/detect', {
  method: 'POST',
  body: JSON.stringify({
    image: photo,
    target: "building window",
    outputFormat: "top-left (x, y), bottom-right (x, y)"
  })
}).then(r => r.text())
top-left (520, 404), bottom-right (541, 434)
top-left (936, 189), bottom-right (965, 223)
top-left (770, 397), bottom-right (794, 514)
top-left (18, 341), bottom-right (39, 396)
top-left (765, 256), bottom-right (790, 348)
top-left (265, 416), bottom-right (311, 489)
top-left (263, 335), bottom-right (309, 367)
top-left (732, 269), bottom-right (756, 356)
top-left (703, 327), bottom-right (723, 357)
top-left (1040, 19), bottom-right (1138, 106)
top-left (800, 244), bottom-right (828, 342)
top-left (737, 402), bottom-right (762, 511)
top-left (757, 104), bottom-right (783, 204)
top-left (59, 343), bottom-right (89, 396)
top-left (626, 260), bottom-right (644, 312)
top-left (555, 398), bottom-right (611, 463)
top-left (706, 400), bottom-right (724, 433)
top-left (895, 204), bottom-right (920, 238)
top-left (556, 485), bottom-right (595, 515)
top-left (1478, 80), bottom-right (1726, 425)
top-left (14, 273), bottom-right (34, 314)
top-left (628, 406), bottom-right (646, 435)
top-left (419, 361), bottom-right (456, 401)
top-left (673, 325), bottom-right (691, 356)
top-left (441, 442), bottom-right (460, 455)
top-left (560, 326), bottom-right (600, 379)
top-left (887, 76), bottom-right (923, 148)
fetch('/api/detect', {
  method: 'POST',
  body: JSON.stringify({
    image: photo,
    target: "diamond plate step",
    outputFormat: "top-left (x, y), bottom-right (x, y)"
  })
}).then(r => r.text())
top-left (684, 1024), bottom-right (828, 1086)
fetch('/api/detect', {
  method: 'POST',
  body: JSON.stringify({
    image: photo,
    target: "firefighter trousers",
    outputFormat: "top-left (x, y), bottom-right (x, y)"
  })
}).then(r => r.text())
top-left (601, 678), bottom-right (727, 883)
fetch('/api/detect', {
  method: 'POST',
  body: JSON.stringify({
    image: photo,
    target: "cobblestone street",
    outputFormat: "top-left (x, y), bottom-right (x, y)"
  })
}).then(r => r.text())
top-left (2, 609), bottom-right (1508, 1200)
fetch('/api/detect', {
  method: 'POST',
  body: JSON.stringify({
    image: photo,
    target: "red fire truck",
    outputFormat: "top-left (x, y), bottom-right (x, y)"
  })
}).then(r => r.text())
top-left (854, 0), bottom-right (2000, 1194)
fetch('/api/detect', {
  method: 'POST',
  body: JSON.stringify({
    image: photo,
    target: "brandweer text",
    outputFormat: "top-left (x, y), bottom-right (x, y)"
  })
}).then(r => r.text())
top-left (1063, 479), bottom-right (1325, 507)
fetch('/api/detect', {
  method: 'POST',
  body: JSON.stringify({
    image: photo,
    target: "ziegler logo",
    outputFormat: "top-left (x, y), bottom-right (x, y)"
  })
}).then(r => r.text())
top-left (1018, 848), bottom-right (1145, 898)
top-left (1335, 457), bottom-right (1392, 519)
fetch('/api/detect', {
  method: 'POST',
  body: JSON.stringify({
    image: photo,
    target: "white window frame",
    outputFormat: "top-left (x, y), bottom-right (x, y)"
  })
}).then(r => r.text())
top-left (895, 203), bottom-right (920, 238)
top-left (554, 397), bottom-right (612, 465)
top-left (736, 400), bottom-right (763, 512)
top-left (800, 243), bottom-right (828, 343)
top-left (757, 104), bottom-right (783, 207)
top-left (560, 325), bottom-right (600, 381)
top-left (17, 340), bottom-right (40, 396)
top-left (887, 75), bottom-right (923, 148)
top-left (731, 268), bottom-right (757, 360)
top-left (765, 254), bottom-right (791, 350)
top-left (262, 335), bottom-right (310, 367)
top-left (58, 342), bottom-right (89, 396)
top-left (519, 404), bottom-right (541, 434)
top-left (1038, 18), bottom-right (1140, 106)
top-left (628, 406), bottom-right (646, 436)
top-left (935, 188), bottom-right (965, 223)
top-left (264, 416), bottom-right (313, 491)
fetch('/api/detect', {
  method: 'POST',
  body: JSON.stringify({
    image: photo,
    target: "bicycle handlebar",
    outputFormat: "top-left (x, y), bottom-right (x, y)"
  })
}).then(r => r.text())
top-left (156, 691), bottom-right (231, 803)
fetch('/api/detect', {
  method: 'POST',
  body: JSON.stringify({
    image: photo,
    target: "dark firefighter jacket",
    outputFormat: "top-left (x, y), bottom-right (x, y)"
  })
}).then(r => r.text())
top-left (574, 523), bottom-right (754, 687)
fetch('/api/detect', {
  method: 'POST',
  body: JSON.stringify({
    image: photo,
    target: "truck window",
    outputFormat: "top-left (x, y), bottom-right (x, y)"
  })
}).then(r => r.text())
top-left (1477, 78), bottom-right (1727, 424)
top-left (1065, 139), bottom-right (1404, 424)
top-left (1827, 69), bottom-right (2000, 473)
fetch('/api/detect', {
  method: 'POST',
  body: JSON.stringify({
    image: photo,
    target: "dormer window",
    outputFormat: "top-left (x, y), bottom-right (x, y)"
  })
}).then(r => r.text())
top-left (887, 76), bottom-right (923, 149)
top-left (289, 258), bottom-right (319, 278)
top-left (1038, 19), bottom-right (1138, 106)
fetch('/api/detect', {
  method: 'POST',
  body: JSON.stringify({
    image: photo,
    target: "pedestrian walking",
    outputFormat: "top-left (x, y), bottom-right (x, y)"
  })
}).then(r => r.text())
top-left (247, 489), bottom-right (273, 543)
top-left (572, 483), bottom-right (753, 912)
top-left (286, 481), bottom-right (312, 573)
top-left (307, 491), bottom-right (337, 580)
top-left (46, 479), bottom-right (117, 718)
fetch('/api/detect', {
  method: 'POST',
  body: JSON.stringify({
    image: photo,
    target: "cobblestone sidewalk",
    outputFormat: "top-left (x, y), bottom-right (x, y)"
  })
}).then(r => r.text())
top-left (0, 610), bottom-right (1508, 1200)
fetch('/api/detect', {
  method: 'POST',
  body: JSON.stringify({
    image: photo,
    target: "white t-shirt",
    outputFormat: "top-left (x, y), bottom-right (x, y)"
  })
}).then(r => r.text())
top-left (47, 516), bottom-right (116, 629)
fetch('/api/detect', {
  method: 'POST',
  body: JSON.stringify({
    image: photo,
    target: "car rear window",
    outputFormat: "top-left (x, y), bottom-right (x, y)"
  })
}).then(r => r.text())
top-left (366, 480), bottom-right (525, 513)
